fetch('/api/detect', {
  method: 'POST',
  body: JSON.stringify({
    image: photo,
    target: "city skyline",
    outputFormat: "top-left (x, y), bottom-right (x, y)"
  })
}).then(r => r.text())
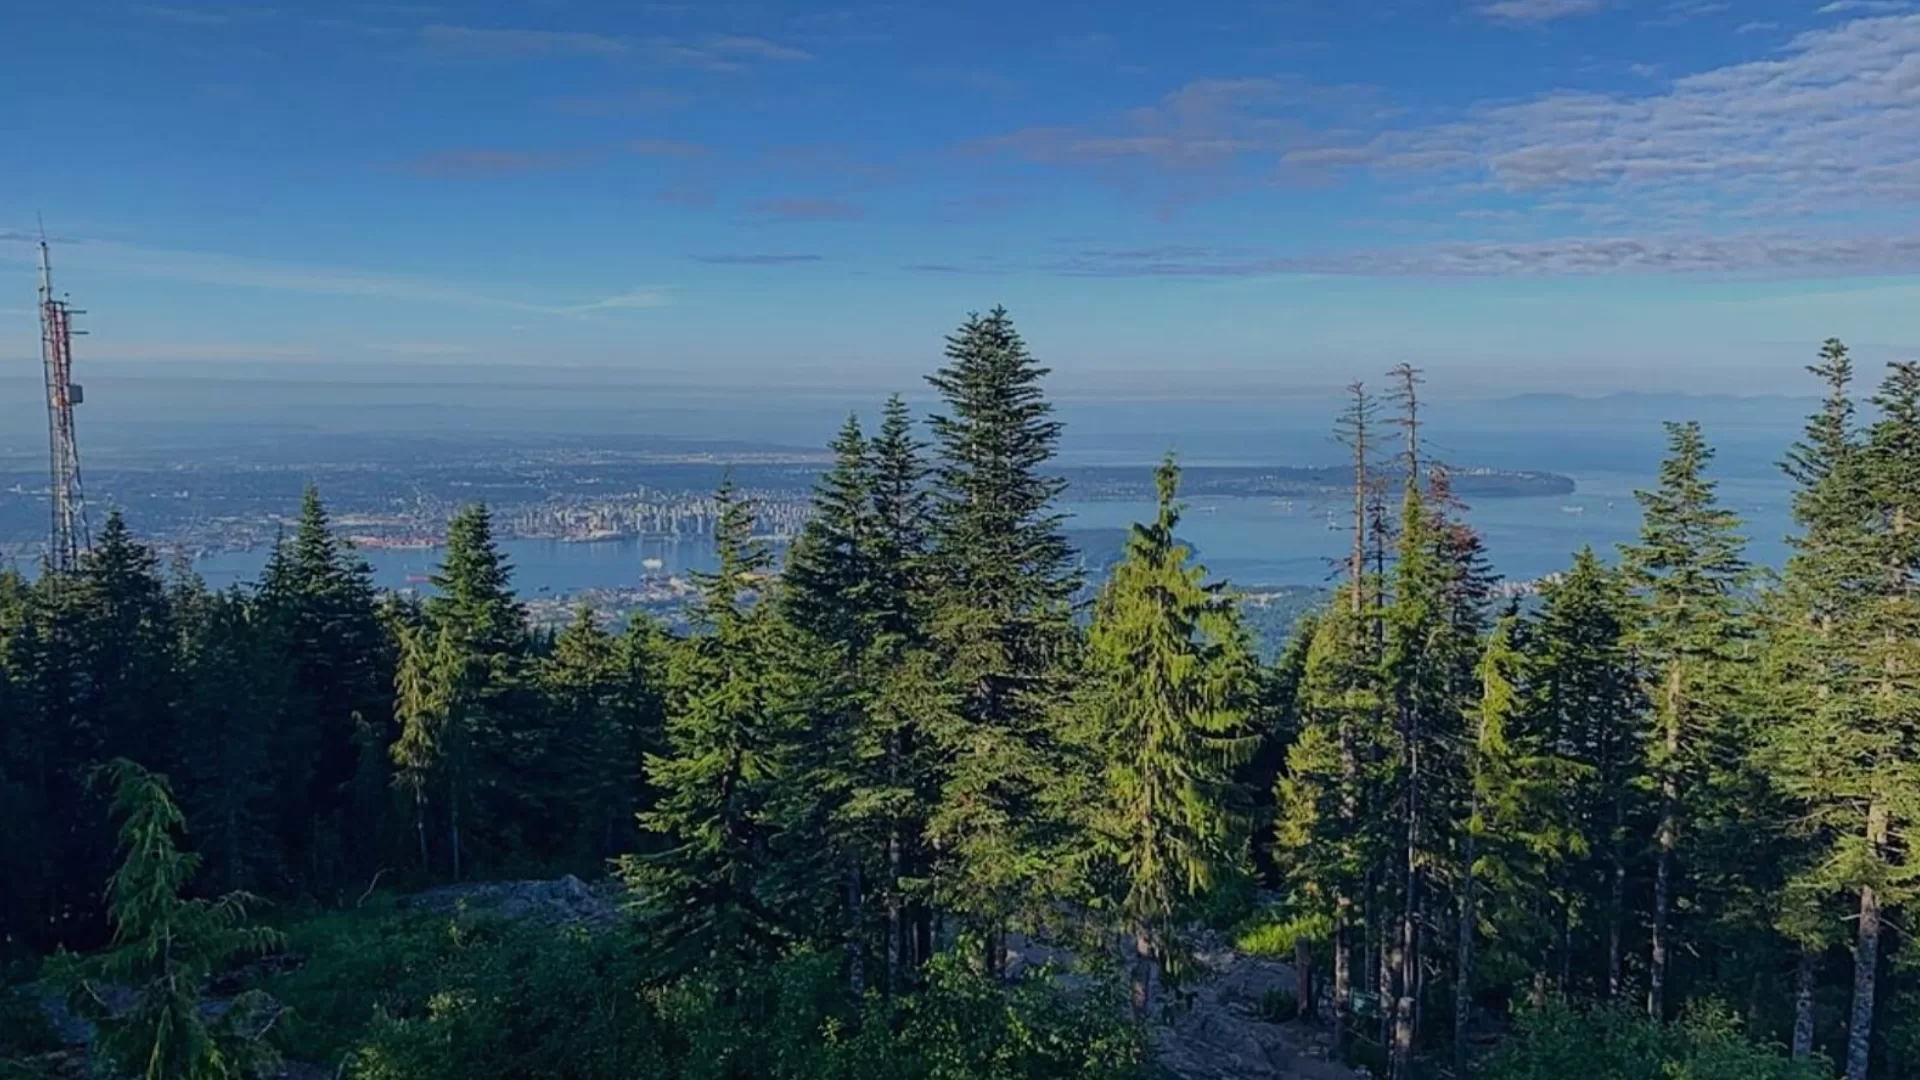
top-left (4, 0), bottom-right (1919, 394)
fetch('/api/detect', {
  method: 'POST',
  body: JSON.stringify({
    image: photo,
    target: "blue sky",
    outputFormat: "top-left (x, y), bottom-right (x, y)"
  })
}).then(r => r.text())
top-left (3, 0), bottom-right (1918, 395)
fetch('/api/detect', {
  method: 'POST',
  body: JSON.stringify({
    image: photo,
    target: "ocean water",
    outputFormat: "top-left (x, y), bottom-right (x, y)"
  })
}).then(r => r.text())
top-left (186, 468), bottom-right (1798, 597)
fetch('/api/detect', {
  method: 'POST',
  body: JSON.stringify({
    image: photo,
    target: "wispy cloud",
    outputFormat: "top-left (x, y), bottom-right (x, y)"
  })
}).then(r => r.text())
top-left (133, 5), bottom-right (233, 26)
top-left (405, 149), bottom-right (585, 177)
top-left (421, 24), bottom-right (629, 56)
top-left (370, 342), bottom-right (473, 356)
top-left (565, 287), bottom-right (674, 311)
top-left (751, 197), bottom-right (864, 221)
top-left (419, 24), bottom-right (814, 70)
top-left (1735, 20), bottom-right (1779, 33)
top-left (701, 34), bottom-right (812, 61)
top-left (916, 67), bottom-right (1021, 96)
top-left (1473, 0), bottom-right (1611, 24)
top-left (0, 231), bottom-right (667, 317)
top-left (984, 13), bottom-right (1920, 274)
top-left (548, 88), bottom-right (692, 115)
top-left (1046, 232), bottom-right (1920, 277)
top-left (1816, 1), bottom-right (1915, 14)
top-left (691, 253), bottom-right (824, 264)
top-left (977, 77), bottom-right (1377, 170)
top-left (627, 139), bottom-right (707, 158)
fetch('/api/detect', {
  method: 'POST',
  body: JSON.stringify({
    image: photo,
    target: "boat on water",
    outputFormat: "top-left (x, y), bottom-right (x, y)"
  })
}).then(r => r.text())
top-left (641, 557), bottom-right (664, 571)
top-left (1560, 505), bottom-right (1585, 514)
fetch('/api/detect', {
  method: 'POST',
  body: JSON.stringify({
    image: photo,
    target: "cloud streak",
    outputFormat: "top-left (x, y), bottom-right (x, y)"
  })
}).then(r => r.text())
top-left (691, 253), bottom-right (824, 264)
top-left (1045, 232), bottom-right (1920, 277)
top-left (0, 231), bottom-right (669, 317)
top-left (751, 197), bottom-right (864, 221)
top-left (1473, 0), bottom-right (1611, 23)
top-left (419, 24), bottom-right (813, 70)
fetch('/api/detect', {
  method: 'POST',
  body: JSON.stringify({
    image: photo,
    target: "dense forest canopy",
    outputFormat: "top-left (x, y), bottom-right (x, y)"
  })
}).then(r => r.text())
top-left (2, 314), bottom-right (1916, 1080)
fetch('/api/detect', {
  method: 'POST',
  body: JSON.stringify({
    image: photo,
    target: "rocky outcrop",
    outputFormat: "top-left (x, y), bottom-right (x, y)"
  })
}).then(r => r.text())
top-left (1004, 931), bottom-right (1362, 1080)
top-left (397, 873), bottom-right (623, 928)
top-left (1157, 943), bottom-right (1361, 1080)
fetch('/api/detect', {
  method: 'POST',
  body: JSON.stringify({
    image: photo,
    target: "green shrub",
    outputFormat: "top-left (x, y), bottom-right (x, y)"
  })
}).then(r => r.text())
top-left (1482, 1001), bottom-right (1834, 1080)
top-left (267, 903), bottom-right (1146, 1080)
top-left (1232, 909), bottom-right (1330, 961)
top-left (1257, 988), bottom-right (1299, 1024)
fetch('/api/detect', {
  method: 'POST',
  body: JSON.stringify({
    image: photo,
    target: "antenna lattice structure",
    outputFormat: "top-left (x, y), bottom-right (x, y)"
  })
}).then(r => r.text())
top-left (38, 237), bottom-right (89, 571)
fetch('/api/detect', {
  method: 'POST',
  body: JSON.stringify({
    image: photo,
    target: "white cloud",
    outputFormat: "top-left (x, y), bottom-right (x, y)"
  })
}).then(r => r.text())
top-left (1816, 1), bottom-right (1915, 14)
top-left (1474, 0), bottom-right (1611, 23)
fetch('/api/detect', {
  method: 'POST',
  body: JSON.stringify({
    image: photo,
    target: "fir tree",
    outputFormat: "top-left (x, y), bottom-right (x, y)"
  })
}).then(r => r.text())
top-left (924, 306), bottom-right (1078, 971)
top-left (1078, 457), bottom-right (1259, 1014)
top-left (1620, 421), bottom-right (1750, 1021)
top-left (53, 759), bottom-right (283, 1080)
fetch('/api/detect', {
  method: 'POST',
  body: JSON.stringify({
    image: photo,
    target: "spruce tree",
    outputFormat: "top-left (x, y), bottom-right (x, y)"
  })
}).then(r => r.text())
top-left (255, 486), bottom-right (390, 889)
top-left (1079, 457), bottom-right (1259, 1014)
top-left (621, 481), bottom-right (795, 970)
top-left (1527, 548), bottom-right (1643, 1001)
top-left (1620, 421), bottom-right (1750, 1020)
top-left (924, 306), bottom-right (1078, 971)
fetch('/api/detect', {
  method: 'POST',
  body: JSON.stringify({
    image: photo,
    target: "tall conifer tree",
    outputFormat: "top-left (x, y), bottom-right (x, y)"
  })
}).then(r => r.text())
top-left (1079, 457), bottom-right (1259, 1014)
top-left (924, 306), bottom-right (1078, 971)
top-left (1620, 421), bottom-right (1749, 1020)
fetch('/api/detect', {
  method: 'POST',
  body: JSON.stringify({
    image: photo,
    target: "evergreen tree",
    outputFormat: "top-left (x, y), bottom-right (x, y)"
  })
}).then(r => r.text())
top-left (52, 759), bottom-right (283, 1080)
top-left (539, 606), bottom-right (646, 861)
top-left (1526, 548), bottom-right (1644, 1002)
top-left (255, 486), bottom-right (392, 890)
top-left (1620, 421), bottom-right (1750, 1020)
top-left (1078, 457), bottom-right (1259, 1014)
top-left (1274, 593), bottom-right (1381, 1052)
top-left (924, 306), bottom-right (1079, 971)
top-left (389, 618), bottom-right (444, 874)
top-left (621, 482), bottom-right (795, 970)
top-left (170, 580), bottom-right (278, 893)
top-left (1769, 356), bottom-right (1920, 1080)
top-left (419, 504), bottom-right (530, 876)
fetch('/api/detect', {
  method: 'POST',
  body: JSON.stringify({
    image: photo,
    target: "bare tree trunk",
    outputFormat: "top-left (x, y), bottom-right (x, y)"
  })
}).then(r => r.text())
top-left (413, 788), bottom-right (429, 871)
top-left (1333, 895), bottom-right (1352, 1051)
top-left (1454, 831), bottom-right (1476, 1078)
top-left (846, 856), bottom-right (866, 996)
top-left (449, 776), bottom-right (462, 882)
top-left (1649, 667), bottom-right (1681, 1020)
top-left (1133, 925), bottom-right (1159, 1019)
top-left (1392, 719), bottom-right (1420, 1080)
top-left (1608, 805), bottom-right (1626, 1001)
top-left (1846, 804), bottom-right (1888, 1080)
top-left (1793, 946), bottom-right (1817, 1062)
top-left (1296, 935), bottom-right (1316, 1022)
top-left (886, 827), bottom-right (904, 995)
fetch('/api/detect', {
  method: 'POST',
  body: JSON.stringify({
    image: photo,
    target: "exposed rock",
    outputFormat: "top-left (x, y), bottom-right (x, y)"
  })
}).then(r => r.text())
top-left (397, 873), bottom-right (623, 928)
top-left (1005, 929), bottom-right (1360, 1080)
top-left (1159, 942), bottom-right (1359, 1080)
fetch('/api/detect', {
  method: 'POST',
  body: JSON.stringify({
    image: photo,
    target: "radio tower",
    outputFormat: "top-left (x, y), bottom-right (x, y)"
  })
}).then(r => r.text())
top-left (38, 234), bottom-right (90, 572)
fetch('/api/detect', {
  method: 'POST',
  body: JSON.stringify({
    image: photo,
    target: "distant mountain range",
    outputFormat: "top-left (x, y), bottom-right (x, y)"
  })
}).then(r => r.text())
top-left (1064, 464), bottom-right (1574, 501)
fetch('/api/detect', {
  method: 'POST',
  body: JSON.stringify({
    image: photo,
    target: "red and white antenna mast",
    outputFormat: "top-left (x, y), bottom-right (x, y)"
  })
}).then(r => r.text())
top-left (38, 229), bottom-right (89, 571)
